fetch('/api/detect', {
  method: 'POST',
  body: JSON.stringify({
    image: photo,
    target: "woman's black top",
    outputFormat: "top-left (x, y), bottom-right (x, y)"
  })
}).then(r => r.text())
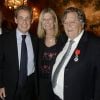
top-left (38, 33), bottom-right (67, 100)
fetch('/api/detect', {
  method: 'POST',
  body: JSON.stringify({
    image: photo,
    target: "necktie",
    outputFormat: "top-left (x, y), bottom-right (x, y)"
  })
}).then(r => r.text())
top-left (18, 35), bottom-right (27, 87)
top-left (52, 40), bottom-right (74, 88)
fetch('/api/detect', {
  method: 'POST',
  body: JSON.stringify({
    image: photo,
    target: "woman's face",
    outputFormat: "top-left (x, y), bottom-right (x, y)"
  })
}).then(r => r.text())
top-left (42, 12), bottom-right (55, 32)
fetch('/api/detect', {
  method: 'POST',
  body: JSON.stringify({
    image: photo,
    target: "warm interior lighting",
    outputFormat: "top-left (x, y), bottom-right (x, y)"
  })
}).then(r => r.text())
top-left (32, 7), bottom-right (39, 20)
top-left (5, 0), bottom-right (27, 9)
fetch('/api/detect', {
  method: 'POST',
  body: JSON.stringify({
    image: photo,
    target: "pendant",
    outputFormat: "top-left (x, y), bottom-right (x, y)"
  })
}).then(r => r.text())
top-left (74, 56), bottom-right (79, 62)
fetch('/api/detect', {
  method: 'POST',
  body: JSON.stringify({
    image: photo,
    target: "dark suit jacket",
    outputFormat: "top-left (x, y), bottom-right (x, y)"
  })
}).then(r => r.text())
top-left (63, 31), bottom-right (100, 100)
top-left (0, 30), bottom-right (38, 100)
top-left (0, 27), bottom-right (10, 35)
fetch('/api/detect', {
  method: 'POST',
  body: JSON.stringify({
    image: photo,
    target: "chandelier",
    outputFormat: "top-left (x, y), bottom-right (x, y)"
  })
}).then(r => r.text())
top-left (5, 0), bottom-right (27, 9)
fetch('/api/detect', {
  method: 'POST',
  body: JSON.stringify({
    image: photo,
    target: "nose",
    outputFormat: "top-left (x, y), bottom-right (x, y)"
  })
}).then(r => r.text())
top-left (22, 20), bottom-right (27, 25)
top-left (22, 18), bottom-right (28, 22)
top-left (67, 22), bottom-right (72, 27)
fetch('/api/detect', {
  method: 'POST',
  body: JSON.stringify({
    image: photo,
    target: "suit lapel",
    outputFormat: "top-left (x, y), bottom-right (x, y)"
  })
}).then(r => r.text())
top-left (66, 32), bottom-right (89, 69)
top-left (9, 30), bottom-right (19, 71)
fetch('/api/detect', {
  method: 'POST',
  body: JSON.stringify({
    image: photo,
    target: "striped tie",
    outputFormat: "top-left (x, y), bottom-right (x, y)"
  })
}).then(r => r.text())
top-left (52, 40), bottom-right (74, 88)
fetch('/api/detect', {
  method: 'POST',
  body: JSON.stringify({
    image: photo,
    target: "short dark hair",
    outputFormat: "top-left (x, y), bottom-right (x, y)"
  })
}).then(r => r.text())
top-left (14, 5), bottom-right (33, 18)
top-left (61, 7), bottom-right (86, 24)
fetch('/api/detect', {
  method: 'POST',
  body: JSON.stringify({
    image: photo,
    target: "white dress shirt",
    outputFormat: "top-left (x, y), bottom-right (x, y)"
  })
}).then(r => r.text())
top-left (52, 30), bottom-right (84, 100)
top-left (16, 29), bottom-right (35, 76)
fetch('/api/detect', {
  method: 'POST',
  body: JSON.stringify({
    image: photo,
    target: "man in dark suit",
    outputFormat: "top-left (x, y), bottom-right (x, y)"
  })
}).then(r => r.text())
top-left (52, 7), bottom-right (100, 100)
top-left (0, 5), bottom-right (38, 100)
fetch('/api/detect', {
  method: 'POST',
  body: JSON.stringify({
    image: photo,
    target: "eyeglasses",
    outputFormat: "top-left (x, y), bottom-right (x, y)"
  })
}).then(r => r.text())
top-left (63, 20), bottom-right (80, 26)
top-left (17, 16), bottom-right (31, 22)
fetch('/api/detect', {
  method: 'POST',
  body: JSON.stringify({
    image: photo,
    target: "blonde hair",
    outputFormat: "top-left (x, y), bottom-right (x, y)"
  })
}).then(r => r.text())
top-left (37, 8), bottom-right (59, 39)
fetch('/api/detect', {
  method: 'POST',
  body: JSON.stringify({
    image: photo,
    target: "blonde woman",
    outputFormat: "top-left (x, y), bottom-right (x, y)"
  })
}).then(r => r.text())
top-left (37, 8), bottom-right (67, 100)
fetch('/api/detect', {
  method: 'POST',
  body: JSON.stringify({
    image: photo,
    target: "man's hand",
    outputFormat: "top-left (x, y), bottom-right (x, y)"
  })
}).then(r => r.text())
top-left (0, 88), bottom-right (6, 100)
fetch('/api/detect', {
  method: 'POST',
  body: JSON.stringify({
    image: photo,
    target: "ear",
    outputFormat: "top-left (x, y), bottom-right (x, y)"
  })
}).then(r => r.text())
top-left (31, 19), bottom-right (34, 24)
top-left (14, 17), bottom-right (18, 24)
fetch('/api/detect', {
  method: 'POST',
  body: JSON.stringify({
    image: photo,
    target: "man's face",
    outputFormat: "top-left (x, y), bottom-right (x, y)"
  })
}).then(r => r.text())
top-left (15, 9), bottom-right (33, 34)
top-left (63, 12), bottom-right (84, 39)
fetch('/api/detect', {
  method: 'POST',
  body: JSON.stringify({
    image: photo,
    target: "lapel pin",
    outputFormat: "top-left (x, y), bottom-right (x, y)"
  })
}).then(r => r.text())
top-left (74, 49), bottom-right (80, 62)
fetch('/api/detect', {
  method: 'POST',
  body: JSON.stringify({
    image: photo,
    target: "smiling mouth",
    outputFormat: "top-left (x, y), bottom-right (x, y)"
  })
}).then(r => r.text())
top-left (45, 24), bottom-right (50, 26)
top-left (22, 25), bottom-right (28, 28)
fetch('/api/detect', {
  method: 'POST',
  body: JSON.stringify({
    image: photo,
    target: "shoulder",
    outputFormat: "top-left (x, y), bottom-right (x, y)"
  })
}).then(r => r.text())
top-left (29, 33), bottom-right (39, 42)
top-left (0, 30), bottom-right (16, 43)
top-left (84, 31), bottom-right (100, 53)
top-left (2, 27), bottom-right (11, 35)
top-left (57, 33), bottom-right (67, 46)
top-left (86, 31), bottom-right (100, 44)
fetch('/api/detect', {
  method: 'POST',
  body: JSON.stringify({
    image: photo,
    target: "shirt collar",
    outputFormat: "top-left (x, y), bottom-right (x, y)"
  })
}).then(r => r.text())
top-left (68, 30), bottom-right (84, 42)
top-left (16, 28), bottom-right (29, 39)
